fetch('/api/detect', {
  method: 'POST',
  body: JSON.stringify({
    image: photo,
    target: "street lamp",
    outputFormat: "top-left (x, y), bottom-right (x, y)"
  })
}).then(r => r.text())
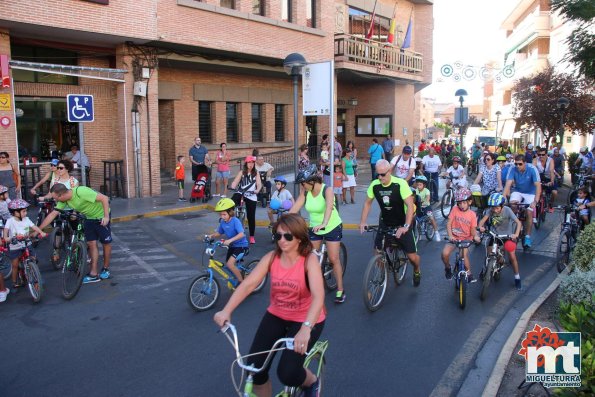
top-left (284, 53), bottom-right (307, 197)
top-left (455, 89), bottom-right (468, 138)
top-left (556, 97), bottom-right (570, 144)
top-left (495, 110), bottom-right (501, 143)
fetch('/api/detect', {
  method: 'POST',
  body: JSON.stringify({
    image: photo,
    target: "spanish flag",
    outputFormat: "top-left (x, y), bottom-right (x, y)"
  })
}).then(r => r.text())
top-left (387, 19), bottom-right (396, 45)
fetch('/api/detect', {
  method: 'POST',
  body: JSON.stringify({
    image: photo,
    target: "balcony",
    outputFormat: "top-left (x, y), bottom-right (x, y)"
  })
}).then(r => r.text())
top-left (504, 12), bottom-right (550, 56)
top-left (334, 34), bottom-right (423, 80)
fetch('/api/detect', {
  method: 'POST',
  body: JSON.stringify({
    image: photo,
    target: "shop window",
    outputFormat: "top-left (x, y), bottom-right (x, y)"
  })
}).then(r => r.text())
top-left (356, 115), bottom-right (392, 136)
top-left (252, 104), bottom-right (263, 142)
top-left (15, 99), bottom-right (79, 161)
top-left (275, 105), bottom-right (285, 142)
top-left (221, 0), bottom-right (235, 9)
top-left (11, 44), bottom-right (78, 85)
top-left (281, 0), bottom-right (292, 22)
top-left (198, 101), bottom-right (212, 143)
top-left (252, 0), bottom-right (264, 15)
top-left (226, 103), bottom-right (239, 142)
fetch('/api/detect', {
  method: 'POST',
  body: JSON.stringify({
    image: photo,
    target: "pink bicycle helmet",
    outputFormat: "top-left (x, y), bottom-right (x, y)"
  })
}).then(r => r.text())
top-left (454, 188), bottom-right (472, 202)
top-left (8, 198), bottom-right (30, 211)
top-left (0, 185), bottom-right (8, 194)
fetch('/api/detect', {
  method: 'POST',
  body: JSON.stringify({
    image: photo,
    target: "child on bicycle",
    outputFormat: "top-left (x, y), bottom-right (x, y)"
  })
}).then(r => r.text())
top-left (574, 187), bottom-right (592, 227)
top-left (414, 176), bottom-right (439, 240)
top-left (441, 188), bottom-right (481, 282)
top-left (442, 156), bottom-right (467, 189)
top-left (2, 199), bottom-right (46, 291)
top-left (478, 193), bottom-right (523, 290)
top-left (208, 198), bottom-right (249, 283)
top-left (267, 176), bottom-right (294, 225)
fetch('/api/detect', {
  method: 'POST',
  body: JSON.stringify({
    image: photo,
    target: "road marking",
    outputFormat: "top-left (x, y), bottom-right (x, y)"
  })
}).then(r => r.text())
top-left (110, 234), bottom-right (168, 284)
top-left (113, 269), bottom-right (197, 281)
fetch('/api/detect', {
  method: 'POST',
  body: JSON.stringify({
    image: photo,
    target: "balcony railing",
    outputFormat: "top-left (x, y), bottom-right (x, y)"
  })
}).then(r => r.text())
top-left (334, 34), bottom-right (423, 74)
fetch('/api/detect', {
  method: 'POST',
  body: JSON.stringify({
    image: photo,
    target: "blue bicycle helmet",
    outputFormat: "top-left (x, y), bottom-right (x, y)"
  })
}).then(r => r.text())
top-left (488, 192), bottom-right (506, 207)
top-left (415, 175), bottom-right (428, 184)
top-left (274, 176), bottom-right (287, 186)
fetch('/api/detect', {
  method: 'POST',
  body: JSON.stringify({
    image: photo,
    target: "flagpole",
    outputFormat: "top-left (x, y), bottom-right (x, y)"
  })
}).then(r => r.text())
top-left (365, 0), bottom-right (379, 41)
top-left (401, 8), bottom-right (413, 49)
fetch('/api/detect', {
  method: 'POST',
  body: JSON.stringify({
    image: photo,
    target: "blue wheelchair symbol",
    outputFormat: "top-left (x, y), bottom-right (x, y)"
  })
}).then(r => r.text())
top-left (67, 95), bottom-right (94, 122)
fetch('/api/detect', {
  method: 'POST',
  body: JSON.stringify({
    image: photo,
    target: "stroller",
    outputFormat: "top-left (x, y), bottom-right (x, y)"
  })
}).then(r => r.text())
top-left (257, 170), bottom-right (272, 208)
top-left (190, 164), bottom-right (212, 203)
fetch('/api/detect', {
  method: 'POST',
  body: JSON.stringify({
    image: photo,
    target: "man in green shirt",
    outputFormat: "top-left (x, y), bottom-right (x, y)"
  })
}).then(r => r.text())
top-left (39, 184), bottom-right (112, 284)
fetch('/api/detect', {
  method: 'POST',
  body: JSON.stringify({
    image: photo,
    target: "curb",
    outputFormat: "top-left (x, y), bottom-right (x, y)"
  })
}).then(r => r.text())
top-left (482, 268), bottom-right (566, 396)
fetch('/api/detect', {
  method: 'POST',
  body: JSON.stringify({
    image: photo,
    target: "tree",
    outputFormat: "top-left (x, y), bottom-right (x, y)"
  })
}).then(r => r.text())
top-left (512, 67), bottom-right (594, 148)
top-left (551, 0), bottom-right (595, 79)
top-left (434, 121), bottom-right (452, 137)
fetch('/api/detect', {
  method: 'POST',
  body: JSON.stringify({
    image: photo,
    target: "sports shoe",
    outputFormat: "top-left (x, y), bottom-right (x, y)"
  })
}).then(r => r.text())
top-left (334, 290), bottom-right (346, 303)
top-left (220, 194), bottom-right (226, 198)
top-left (178, 198), bottom-right (187, 202)
top-left (524, 235), bottom-right (532, 248)
top-left (99, 268), bottom-right (111, 280)
top-left (468, 273), bottom-right (477, 283)
top-left (532, 217), bottom-right (537, 224)
top-left (515, 278), bottom-right (522, 290)
top-left (302, 377), bottom-right (320, 397)
top-left (212, 194), bottom-right (220, 197)
top-left (445, 268), bottom-right (453, 280)
top-left (249, 236), bottom-right (256, 244)
top-left (0, 288), bottom-right (9, 303)
top-left (83, 274), bottom-right (101, 284)
top-left (413, 271), bottom-right (421, 287)
top-left (434, 232), bottom-right (441, 242)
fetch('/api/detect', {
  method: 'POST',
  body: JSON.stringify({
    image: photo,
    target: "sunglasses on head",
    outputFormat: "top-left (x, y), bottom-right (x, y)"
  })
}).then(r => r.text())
top-left (377, 172), bottom-right (389, 177)
top-left (273, 232), bottom-right (294, 242)
top-left (56, 166), bottom-right (65, 170)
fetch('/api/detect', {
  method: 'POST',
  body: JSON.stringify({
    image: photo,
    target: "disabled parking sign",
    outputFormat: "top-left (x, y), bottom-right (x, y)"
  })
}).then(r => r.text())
top-left (67, 94), bottom-right (94, 122)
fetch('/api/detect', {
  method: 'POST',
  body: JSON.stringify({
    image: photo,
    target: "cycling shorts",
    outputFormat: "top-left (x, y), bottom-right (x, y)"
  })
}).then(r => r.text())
top-left (226, 246), bottom-right (249, 262)
top-left (308, 224), bottom-right (342, 242)
top-left (374, 219), bottom-right (417, 254)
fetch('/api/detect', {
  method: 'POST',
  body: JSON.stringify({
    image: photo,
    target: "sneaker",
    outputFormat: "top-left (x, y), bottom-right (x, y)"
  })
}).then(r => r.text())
top-left (249, 236), bottom-right (256, 244)
top-left (334, 290), bottom-right (346, 303)
top-left (445, 268), bottom-right (453, 280)
top-left (178, 198), bottom-right (188, 202)
top-left (413, 271), bottom-right (421, 287)
top-left (302, 377), bottom-right (320, 397)
top-left (83, 274), bottom-right (101, 284)
top-left (220, 194), bottom-right (226, 198)
top-left (434, 232), bottom-right (442, 242)
top-left (532, 217), bottom-right (537, 224)
top-left (99, 268), bottom-right (111, 280)
top-left (468, 273), bottom-right (477, 283)
top-left (0, 288), bottom-right (9, 303)
top-left (212, 193), bottom-right (220, 197)
top-left (515, 278), bottom-right (522, 290)
top-left (524, 235), bottom-right (532, 248)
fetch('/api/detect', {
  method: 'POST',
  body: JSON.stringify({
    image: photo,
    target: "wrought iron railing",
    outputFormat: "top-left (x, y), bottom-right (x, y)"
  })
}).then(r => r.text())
top-left (334, 34), bottom-right (423, 74)
top-left (234, 149), bottom-right (297, 176)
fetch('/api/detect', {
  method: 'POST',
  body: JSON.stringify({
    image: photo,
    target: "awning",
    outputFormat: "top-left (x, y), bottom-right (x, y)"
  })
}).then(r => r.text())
top-left (505, 33), bottom-right (537, 57)
top-left (499, 119), bottom-right (515, 140)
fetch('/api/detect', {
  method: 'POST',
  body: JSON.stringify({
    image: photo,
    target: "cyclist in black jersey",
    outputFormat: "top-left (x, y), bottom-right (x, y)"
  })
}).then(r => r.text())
top-left (359, 160), bottom-right (422, 286)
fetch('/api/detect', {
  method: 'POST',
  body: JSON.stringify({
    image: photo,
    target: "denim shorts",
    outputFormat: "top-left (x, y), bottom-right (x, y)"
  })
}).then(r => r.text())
top-left (84, 219), bottom-right (113, 244)
top-left (216, 171), bottom-right (231, 180)
top-left (309, 224), bottom-right (343, 242)
top-left (7, 247), bottom-right (35, 260)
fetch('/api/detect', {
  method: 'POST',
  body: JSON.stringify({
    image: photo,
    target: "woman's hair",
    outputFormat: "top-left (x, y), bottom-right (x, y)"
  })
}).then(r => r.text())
top-left (242, 160), bottom-right (257, 176)
top-left (347, 140), bottom-right (355, 150)
top-left (220, 142), bottom-right (226, 148)
top-left (0, 151), bottom-right (9, 158)
top-left (58, 159), bottom-right (74, 172)
top-left (272, 213), bottom-right (313, 258)
top-left (486, 153), bottom-right (497, 163)
top-left (372, 138), bottom-right (378, 143)
top-left (341, 149), bottom-right (348, 158)
top-left (299, 144), bottom-right (308, 152)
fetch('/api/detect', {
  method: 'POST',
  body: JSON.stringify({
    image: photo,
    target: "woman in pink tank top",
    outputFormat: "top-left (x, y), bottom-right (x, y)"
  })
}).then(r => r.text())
top-left (214, 214), bottom-right (325, 396)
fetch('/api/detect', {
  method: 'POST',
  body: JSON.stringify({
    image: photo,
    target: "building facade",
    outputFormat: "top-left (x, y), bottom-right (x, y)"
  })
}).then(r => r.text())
top-left (0, 0), bottom-right (433, 197)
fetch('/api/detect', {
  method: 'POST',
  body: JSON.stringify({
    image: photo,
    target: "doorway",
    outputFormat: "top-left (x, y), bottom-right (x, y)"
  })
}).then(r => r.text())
top-left (337, 109), bottom-right (347, 148)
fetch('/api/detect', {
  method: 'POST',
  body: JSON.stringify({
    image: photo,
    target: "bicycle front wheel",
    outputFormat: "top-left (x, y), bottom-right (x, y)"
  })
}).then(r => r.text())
top-left (459, 272), bottom-right (467, 309)
top-left (556, 230), bottom-right (572, 273)
top-left (62, 241), bottom-right (88, 300)
top-left (321, 242), bottom-right (347, 291)
top-left (441, 190), bottom-right (453, 218)
top-left (362, 254), bottom-right (388, 312)
top-left (241, 259), bottom-right (267, 293)
top-left (392, 249), bottom-right (408, 285)
top-left (187, 274), bottom-right (220, 311)
top-left (25, 260), bottom-right (43, 303)
top-left (424, 219), bottom-right (436, 241)
top-left (0, 253), bottom-right (11, 280)
top-left (49, 226), bottom-right (66, 270)
top-left (480, 257), bottom-right (495, 301)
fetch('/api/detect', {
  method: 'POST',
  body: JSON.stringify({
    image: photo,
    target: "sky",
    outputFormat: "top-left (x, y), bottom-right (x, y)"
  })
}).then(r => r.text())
top-left (421, 0), bottom-right (520, 105)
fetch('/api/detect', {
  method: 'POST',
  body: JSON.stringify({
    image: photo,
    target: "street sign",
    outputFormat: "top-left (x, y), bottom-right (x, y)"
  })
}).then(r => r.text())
top-left (302, 62), bottom-right (332, 116)
top-left (67, 94), bottom-right (94, 122)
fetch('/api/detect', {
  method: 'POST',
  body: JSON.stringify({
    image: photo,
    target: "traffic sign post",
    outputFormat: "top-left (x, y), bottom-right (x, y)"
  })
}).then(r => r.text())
top-left (67, 94), bottom-right (94, 186)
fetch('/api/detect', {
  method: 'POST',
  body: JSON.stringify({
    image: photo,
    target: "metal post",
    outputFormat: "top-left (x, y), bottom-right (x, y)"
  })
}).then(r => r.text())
top-left (78, 123), bottom-right (87, 186)
top-left (292, 73), bottom-right (299, 199)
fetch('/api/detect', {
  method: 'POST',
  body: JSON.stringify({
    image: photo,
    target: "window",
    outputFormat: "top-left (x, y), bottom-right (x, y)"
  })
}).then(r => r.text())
top-left (226, 103), bottom-right (239, 142)
top-left (348, 7), bottom-right (390, 40)
top-left (355, 115), bottom-right (392, 136)
top-left (11, 45), bottom-right (78, 85)
top-left (306, 0), bottom-right (316, 28)
top-left (566, 136), bottom-right (572, 143)
top-left (275, 105), bottom-right (285, 142)
top-left (503, 90), bottom-right (512, 106)
top-left (252, 104), bottom-right (263, 142)
top-left (252, 0), bottom-right (263, 15)
top-left (198, 101), bottom-right (212, 143)
top-left (281, 0), bottom-right (292, 22)
top-left (220, 0), bottom-right (234, 9)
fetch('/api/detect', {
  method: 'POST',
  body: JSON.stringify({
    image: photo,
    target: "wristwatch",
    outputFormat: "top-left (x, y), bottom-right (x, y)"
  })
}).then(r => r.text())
top-left (302, 321), bottom-right (314, 329)
top-left (402, 223), bottom-right (410, 229)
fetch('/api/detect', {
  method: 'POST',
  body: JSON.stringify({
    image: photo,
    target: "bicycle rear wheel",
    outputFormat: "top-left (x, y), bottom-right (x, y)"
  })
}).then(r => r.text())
top-left (534, 202), bottom-right (543, 230)
top-left (424, 219), bottom-right (435, 241)
top-left (392, 249), bottom-right (408, 285)
top-left (62, 241), bottom-right (88, 300)
top-left (441, 190), bottom-right (453, 218)
top-left (321, 242), bottom-right (347, 291)
top-left (556, 230), bottom-right (571, 273)
top-left (25, 259), bottom-right (43, 303)
top-left (567, 190), bottom-right (578, 205)
top-left (0, 253), bottom-right (11, 280)
top-left (187, 274), bottom-right (220, 311)
top-left (241, 259), bottom-right (267, 293)
top-left (362, 254), bottom-right (388, 312)
top-left (49, 226), bottom-right (66, 270)
top-left (480, 257), bottom-right (495, 301)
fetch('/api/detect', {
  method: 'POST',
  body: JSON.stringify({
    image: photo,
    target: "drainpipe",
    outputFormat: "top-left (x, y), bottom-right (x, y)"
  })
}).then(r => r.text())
top-left (131, 105), bottom-right (142, 197)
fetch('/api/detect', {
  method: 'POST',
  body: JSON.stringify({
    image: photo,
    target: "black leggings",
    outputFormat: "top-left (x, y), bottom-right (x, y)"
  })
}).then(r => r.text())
top-left (249, 311), bottom-right (325, 387)
top-left (232, 193), bottom-right (256, 237)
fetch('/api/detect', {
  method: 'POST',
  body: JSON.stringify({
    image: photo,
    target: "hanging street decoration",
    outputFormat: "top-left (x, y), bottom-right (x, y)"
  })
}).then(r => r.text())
top-left (439, 62), bottom-right (515, 83)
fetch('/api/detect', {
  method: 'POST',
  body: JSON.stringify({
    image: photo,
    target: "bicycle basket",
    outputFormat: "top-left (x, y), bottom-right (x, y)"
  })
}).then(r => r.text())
top-left (471, 194), bottom-right (488, 209)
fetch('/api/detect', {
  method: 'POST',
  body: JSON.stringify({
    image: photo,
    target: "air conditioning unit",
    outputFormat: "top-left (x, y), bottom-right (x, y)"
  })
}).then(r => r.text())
top-left (134, 81), bottom-right (147, 97)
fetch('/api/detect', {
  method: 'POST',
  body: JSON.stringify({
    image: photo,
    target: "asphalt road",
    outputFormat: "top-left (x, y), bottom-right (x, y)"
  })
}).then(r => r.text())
top-left (0, 202), bottom-right (566, 397)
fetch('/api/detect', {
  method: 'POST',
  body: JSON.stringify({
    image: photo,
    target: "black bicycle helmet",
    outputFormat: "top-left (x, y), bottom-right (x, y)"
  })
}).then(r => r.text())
top-left (296, 164), bottom-right (319, 184)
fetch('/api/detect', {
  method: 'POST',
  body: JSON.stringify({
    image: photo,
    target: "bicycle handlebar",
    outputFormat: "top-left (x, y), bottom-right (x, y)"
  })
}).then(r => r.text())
top-left (55, 208), bottom-right (87, 220)
top-left (364, 225), bottom-right (399, 235)
top-left (444, 237), bottom-right (475, 248)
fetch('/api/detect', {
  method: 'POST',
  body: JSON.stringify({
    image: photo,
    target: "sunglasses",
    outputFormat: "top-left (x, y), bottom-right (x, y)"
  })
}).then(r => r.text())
top-left (56, 166), bottom-right (65, 170)
top-left (538, 153), bottom-right (547, 156)
top-left (485, 158), bottom-right (493, 161)
top-left (377, 172), bottom-right (389, 177)
top-left (515, 162), bottom-right (524, 166)
top-left (0, 156), bottom-right (6, 159)
top-left (273, 232), bottom-right (294, 242)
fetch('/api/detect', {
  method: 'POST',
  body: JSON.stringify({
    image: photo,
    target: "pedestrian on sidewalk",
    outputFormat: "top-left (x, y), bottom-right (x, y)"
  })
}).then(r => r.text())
top-left (189, 137), bottom-right (211, 181)
top-left (341, 149), bottom-right (356, 204)
top-left (214, 142), bottom-right (231, 198)
top-left (39, 184), bottom-right (112, 284)
top-left (298, 144), bottom-right (310, 172)
top-left (346, 141), bottom-right (358, 177)
top-left (382, 136), bottom-right (394, 162)
top-left (368, 139), bottom-right (384, 180)
top-left (175, 155), bottom-right (187, 202)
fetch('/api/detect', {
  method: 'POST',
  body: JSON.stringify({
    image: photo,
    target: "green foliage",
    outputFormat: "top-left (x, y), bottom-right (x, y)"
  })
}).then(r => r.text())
top-left (434, 122), bottom-right (452, 137)
top-left (558, 268), bottom-right (595, 308)
top-left (559, 294), bottom-right (595, 334)
top-left (571, 223), bottom-right (595, 272)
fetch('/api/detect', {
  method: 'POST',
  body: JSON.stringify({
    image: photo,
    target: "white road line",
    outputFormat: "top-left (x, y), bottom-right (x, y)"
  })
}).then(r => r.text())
top-left (110, 234), bottom-right (168, 283)
top-left (113, 269), bottom-right (197, 281)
